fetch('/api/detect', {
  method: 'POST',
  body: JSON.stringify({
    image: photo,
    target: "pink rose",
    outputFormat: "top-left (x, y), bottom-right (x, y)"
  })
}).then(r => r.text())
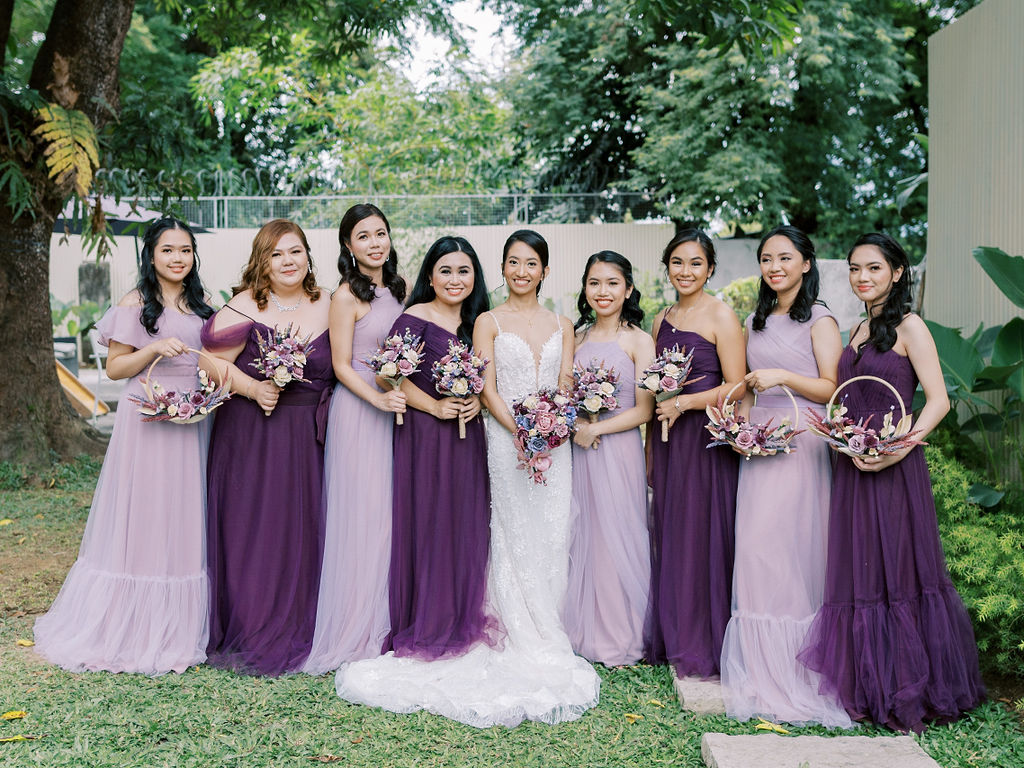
top-left (398, 359), bottom-right (415, 375)
top-left (847, 434), bottom-right (866, 454)
top-left (734, 429), bottom-right (755, 450)
top-left (660, 375), bottom-right (679, 391)
top-left (176, 401), bottom-right (196, 420)
top-left (534, 411), bottom-right (557, 433)
top-left (554, 422), bottom-right (570, 438)
top-left (532, 454), bottom-right (552, 473)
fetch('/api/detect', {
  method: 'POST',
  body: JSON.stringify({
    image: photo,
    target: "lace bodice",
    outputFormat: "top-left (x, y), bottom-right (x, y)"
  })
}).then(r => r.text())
top-left (491, 313), bottom-right (563, 406)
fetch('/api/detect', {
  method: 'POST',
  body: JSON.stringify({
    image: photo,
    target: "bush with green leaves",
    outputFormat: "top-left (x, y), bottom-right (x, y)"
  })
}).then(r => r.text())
top-left (928, 435), bottom-right (1024, 679)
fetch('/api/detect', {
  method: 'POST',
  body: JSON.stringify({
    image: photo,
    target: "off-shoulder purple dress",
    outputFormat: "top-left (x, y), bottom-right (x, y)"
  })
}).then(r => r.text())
top-left (798, 344), bottom-right (985, 732)
top-left (644, 319), bottom-right (738, 678)
top-left (383, 313), bottom-right (494, 660)
top-left (34, 307), bottom-right (210, 675)
top-left (202, 312), bottom-right (333, 675)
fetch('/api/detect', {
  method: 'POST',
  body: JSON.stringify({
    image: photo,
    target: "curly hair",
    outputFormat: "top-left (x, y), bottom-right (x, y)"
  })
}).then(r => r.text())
top-left (575, 250), bottom-right (644, 330)
top-left (751, 225), bottom-right (822, 332)
top-left (234, 219), bottom-right (321, 309)
top-left (849, 232), bottom-right (913, 362)
top-left (337, 203), bottom-right (406, 304)
top-left (136, 217), bottom-right (213, 335)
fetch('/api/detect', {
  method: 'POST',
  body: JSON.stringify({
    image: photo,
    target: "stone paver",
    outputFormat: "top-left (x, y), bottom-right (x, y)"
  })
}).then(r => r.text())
top-left (701, 733), bottom-right (940, 768)
top-left (672, 673), bottom-right (726, 715)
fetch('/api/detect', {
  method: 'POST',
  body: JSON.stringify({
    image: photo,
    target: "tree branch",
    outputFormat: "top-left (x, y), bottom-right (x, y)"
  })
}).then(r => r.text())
top-left (0, 0), bottom-right (14, 72)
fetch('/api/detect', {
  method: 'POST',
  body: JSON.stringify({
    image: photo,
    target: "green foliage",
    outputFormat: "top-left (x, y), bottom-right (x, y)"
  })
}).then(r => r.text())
top-left (49, 295), bottom-right (110, 337)
top-left (718, 275), bottom-right (760, 322)
top-left (974, 246), bottom-right (1024, 309)
top-left (0, 461), bottom-right (28, 491)
top-left (929, 441), bottom-right (1024, 679)
top-left (635, 270), bottom-right (675, 333)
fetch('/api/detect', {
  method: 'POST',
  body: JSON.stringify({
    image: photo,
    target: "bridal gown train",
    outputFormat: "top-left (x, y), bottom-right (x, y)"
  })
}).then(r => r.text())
top-left (335, 313), bottom-right (601, 728)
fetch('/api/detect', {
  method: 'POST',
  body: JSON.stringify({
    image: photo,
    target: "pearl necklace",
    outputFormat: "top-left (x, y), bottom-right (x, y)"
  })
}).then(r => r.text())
top-left (269, 290), bottom-right (301, 312)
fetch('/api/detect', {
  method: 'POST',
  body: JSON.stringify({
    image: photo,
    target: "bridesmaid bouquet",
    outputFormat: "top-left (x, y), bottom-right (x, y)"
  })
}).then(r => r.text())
top-left (571, 360), bottom-right (620, 424)
top-left (250, 323), bottom-right (316, 415)
top-left (432, 339), bottom-right (487, 438)
top-left (364, 328), bottom-right (424, 425)
top-left (129, 360), bottom-right (231, 424)
top-left (705, 398), bottom-right (803, 460)
top-left (512, 388), bottom-right (577, 485)
top-left (637, 344), bottom-right (702, 442)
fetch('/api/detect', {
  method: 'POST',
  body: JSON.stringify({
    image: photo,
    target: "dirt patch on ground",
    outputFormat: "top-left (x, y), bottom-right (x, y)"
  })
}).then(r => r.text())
top-left (985, 673), bottom-right (1024, 726)
top-left (0, 548), bottom-right (76, 616)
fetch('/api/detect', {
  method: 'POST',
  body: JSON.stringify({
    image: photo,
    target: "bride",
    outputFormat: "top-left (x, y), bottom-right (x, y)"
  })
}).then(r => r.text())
top-left (334, 230), bottom-right (600, 728)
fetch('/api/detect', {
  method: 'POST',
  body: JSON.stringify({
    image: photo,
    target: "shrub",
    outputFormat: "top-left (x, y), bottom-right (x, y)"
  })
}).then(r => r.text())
top-left (930, 443), bottom-right (1024, 679)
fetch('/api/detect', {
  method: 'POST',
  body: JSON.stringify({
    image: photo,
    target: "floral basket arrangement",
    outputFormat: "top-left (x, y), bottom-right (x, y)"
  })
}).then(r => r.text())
top-left (512, 388), bottom-right (577, 485)
top-left (637, 343), bottom-right (702, 442)
top-left (128, 347), bottom-right (230, 424)
top-left (250, 323), bottom-right (316, 415)
top-left (805, 375), bottom-right (924, 457)
top-left (705, 381), bottom-right (803, 460)
top-left (571, 359), bottom-right (620, 424)
top-left (364, 328), bottom-right (424, 425)
top-left (432, 339), bottom-right (487, 438)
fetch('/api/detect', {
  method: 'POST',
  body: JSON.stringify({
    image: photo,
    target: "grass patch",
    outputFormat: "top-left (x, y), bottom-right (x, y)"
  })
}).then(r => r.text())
top-left (0, 461), bottom-right (1021, 767)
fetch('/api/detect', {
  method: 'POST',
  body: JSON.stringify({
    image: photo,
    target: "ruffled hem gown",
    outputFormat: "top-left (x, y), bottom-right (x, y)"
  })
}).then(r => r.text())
top-left (34, 306), bottom-right (210, 675)
top-left (798, 343), bottom-right (985, 732)
top-left (302, 286), bottom-right (402, 674)
top-left (564, 336), bottom-right (650, 666)
top-left (644, 320), bottom-right (738, 679)
top-left (202, 312), bottom-right (333, 675)
top-left (720, 305), bottom-right (852, 728)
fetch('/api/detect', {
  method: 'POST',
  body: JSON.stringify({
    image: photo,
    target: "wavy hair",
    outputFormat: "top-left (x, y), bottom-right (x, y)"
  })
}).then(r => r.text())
top-left (850, 232), bottom-right (913, 362)
top-left (233, 219), bottom-right (321, 309)
top-left (575, 250), bottom-right (644, 330)
top-left (406, 235), bottom-right (490, 345)
top-left (136, 217), bottom-right (213, 335)
top-left (337, 203), bottom-right (406, 304)
top-left (661, 228), bottom-right (716, 280)
top-left (751, 225), bottom-right (822, 332)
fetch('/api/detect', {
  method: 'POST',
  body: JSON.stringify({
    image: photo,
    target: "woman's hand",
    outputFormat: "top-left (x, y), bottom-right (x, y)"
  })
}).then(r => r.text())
top-left (655, 394), bottom-right (688, 430)
top-left (148, 336), bottom-right (189, 359)
top-left (573, 419), bottom-right (601, 450)
top-left (459, 395), bottom-right (482, 422)
top-left (434, 397), bottom-right (463, 420)
top-left (376, 388), bottom-right (407, 414)
top-left (745, 368), bottom-right (788, 392)
top-left (851, 447), bottom-right (909, 472)
top-left (249, 379), bottom-right (280, 415)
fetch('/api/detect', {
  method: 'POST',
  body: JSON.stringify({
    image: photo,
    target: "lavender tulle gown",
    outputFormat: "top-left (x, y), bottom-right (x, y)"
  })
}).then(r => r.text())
top-left (720, 306), bottom-right (852, 727)
top-left (34, 307), bottom-right (210, 675)
top-left (565, 337), bottom-right (650, 666)
top-left (798, 344), bottom-right (985, 732)
top-left (381, 314), bottom-right (494, 659)
top-left (202, 313), bottom-right (333, 675)
top-left (644, 320), bottom-right (738, 678)
top-left (302, 286), bottom-right (402, 674)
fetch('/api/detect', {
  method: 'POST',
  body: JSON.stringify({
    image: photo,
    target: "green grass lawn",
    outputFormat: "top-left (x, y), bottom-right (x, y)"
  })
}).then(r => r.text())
top-left (1, 458), bottom-right (1022, 767)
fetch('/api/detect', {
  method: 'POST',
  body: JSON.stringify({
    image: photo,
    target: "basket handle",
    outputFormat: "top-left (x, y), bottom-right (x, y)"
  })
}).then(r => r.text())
top-left (142, 347), bottom-right (223, 402)
top-left (723, 380), bottom-right (800, 429)
top-left (825, 375), bottom-right (907, 421)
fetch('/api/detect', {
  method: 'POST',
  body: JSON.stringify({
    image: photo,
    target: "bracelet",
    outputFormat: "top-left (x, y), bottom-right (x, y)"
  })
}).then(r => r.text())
top-left (246, 380), bottom-right (253, 399)
top-left (674, 397), bottom-right (681, 412)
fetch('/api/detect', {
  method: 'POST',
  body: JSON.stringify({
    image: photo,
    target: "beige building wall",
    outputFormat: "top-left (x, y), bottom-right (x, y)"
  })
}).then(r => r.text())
top-left (927, 0), bottom-right (1024, 330)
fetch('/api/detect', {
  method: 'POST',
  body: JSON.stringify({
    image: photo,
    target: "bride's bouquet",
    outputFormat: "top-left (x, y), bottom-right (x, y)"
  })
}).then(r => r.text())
top-left (571, 359), bottom-right (620, 424)
top-left (364, 328), bottom-right (423, 425)
top-left (637, 344), bottom-right (702, 442)
top-left (432, 339), bottom-right (487, 438)
top-left (512, 388), bottom-right (577, 485)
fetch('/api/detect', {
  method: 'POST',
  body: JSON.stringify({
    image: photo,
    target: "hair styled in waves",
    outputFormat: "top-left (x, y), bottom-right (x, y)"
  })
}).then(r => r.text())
top-left (405, 235), bottom-right (490, 345)
top-left (136, 217), bottom-right (214, 335)
top-left (575, 250), bottom-right (644, 330)
top-left (233, 218), bottom-right (321, 309)
top-left (337, 203), bottom-right (406, 304)
top-left (850, 232), bottom-right (913, 362)
top-left (751, 225), bottom-right (822, 332)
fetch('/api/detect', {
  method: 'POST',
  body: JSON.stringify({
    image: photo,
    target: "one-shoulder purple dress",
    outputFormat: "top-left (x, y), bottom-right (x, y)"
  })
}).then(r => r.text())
top-left (202, 314), bottom-right (334, 675)
top-left (644, 319), bottom-right (738, 678)
top-left (383, 314), bottom-right (494, 660)
top-left (798, 344), bottom-right (985, 732)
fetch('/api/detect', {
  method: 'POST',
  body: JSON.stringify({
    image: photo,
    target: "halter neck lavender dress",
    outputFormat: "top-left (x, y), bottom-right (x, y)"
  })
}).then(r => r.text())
top-left (644, 319), bottom-right (738, 678)
top-left (202, 313), bottom-right (333, 675)
top-left (564, 336), bottom-right (650, 666)
top-left (303, 286), bottom-right (403, 674)
top-left (798, 344), bottom-right (985, 732)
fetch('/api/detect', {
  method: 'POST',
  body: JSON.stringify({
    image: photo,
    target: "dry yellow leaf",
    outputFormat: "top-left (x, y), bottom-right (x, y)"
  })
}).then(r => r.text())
top-left (1, 711), bottom-right (26, 720)
top-left (0, 519), bottom-right (13, 526)
top-left (0, 734), bottom-right (39, 742)
top-left (15, 639), bottom-right (34, 647)
top-left (624, 712), bottom-right (644, 724)
top-left (647, 698), bottom-right (666, 708)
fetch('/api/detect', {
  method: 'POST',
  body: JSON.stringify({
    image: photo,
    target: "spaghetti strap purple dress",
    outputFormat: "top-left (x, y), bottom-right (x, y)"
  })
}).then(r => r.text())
top-left (202, 314), bottom-right (334, 675)
top-left (644, 319), bottom-right (738, 678)
top-left (798, 344), bottom-right (985, 732)
top-left (383, 313), bottom-right (495, 659)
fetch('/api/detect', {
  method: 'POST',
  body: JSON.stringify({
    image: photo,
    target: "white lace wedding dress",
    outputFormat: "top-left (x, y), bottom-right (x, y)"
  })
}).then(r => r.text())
top-left (334, 315), bottom-right (601, 728)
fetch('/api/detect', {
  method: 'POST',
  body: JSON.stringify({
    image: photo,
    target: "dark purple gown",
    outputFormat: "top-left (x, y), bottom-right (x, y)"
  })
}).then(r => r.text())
top-left (644, 321), bottom-right (738, 678)
top-left (798, 344), bottom-right (985, 732)
top-left (202, 315), bottom-right (333, 675)
top-left (384, 313), bottom-right (495, 660)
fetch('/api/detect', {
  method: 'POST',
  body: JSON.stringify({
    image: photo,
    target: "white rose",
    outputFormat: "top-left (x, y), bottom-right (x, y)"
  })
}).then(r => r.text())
top-left (273, 365), bottom-right (291, 387)
top-left (450, 378), bottom-right (469, 396)
top-left (583, 395), bottom-right (603, 413)
top-left (644, 374), bottom-right (661, 391)
top-left (599, 381), bottom-right (615, 395)
top-left (380, 361), bottom-right (398, 378)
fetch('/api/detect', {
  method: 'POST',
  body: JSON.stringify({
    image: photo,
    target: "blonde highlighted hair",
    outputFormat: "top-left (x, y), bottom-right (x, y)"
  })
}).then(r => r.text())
top-left (233, 219), bottom-right (321, 309)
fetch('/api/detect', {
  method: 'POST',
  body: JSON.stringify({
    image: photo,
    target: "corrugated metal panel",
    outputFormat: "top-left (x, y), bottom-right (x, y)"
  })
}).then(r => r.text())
top-left (927, 0), bottom-right (1024, 332)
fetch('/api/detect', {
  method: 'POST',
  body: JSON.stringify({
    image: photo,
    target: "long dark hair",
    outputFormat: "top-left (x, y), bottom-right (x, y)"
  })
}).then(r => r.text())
top-left (575, 250), bottom-right (644, 330)
top-left (136, 217), bottom-right (213, 335)
top-left (751, 225), bottom-right (822, 331)
top-left (337, 203), bottom-right (406, 304)
top-left (850, 232), bottom-right (913, 362)
top-left (406, 235), bottom-right (490, 345)
top-left (661, 228), bottom-right (716, 280)
top-left (502, 229), bottom-right (549, 295)
top-left (234, 219), bottom-right (321, 309)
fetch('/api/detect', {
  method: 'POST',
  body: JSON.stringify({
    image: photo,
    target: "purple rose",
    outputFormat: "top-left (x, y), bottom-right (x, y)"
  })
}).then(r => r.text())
top-left (398, 359), bottom-right (415, 375)
top-left (660, 375), bottom-right (679, 391)
top-left (176, 401), bottom-right (196, 420)
top-left (734, 429), bottom-right (755, 450)
top-left (847, 434), bottom-right (866, 454)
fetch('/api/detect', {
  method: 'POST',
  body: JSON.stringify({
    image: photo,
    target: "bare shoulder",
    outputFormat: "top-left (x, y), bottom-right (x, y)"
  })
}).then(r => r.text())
top-left (623, 324), bottom-right (656, 354)
top-left (403, 303), bottom-right (429, 320)
top-left (708, 295), bottom-right (742, 329)
top-left (558, 313), bottom-right (574, 333)
top-left (117, 289), bottom-right (143, 307)
top-left (474, 309), bottom-right (498, 334)
top-left (897, 312), bottom-right (933, 345)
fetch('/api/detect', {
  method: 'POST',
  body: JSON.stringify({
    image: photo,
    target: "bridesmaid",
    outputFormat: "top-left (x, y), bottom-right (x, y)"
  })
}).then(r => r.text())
top-left (302, 205), bottom-right (406, 674)
top-left (382, 235), bottom-right (495, 659)
top-left (718, 226), bottom-right (851, 727)
top-left (799, 233), bottom-right (985, 732)
top-left (35, 218), bottom-right (214, 675)
top-left (565, 251), bottom-right (655, 666)
top-left (202, 219), bottom-right (334, 675)
top-left (644, 229), bottom-right (745, 679)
